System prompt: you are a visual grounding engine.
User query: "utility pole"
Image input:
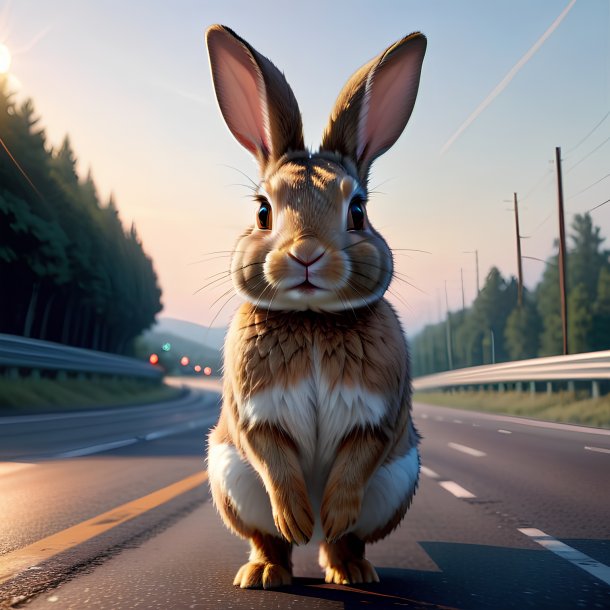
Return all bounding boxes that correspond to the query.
[460,268,465,310]
[463,249,481,297]
[514,192,524,307]
[555,146,569,355]
[444,280,454,370]
[475,249,480,295]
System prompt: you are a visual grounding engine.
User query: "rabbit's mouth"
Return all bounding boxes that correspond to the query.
[288,280,326,293]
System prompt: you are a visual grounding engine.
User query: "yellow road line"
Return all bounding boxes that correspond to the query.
[0,470,208,585]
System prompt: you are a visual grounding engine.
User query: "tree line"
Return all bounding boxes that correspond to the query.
[0,77,162,355]
[411,213,610,377]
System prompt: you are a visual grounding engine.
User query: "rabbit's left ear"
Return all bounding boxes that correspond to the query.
[321,33,426,182]
[206,25,304,172]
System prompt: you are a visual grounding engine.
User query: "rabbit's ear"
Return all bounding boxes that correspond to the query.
[206,25,304,171]
[321,33,426,181]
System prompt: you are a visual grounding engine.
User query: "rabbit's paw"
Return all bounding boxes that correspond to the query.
[323,558,379,585]
[319,535,378,585]
[233,561,292,589]
[273,497,314,545]
[321,488,362,542]
[271,487,314,545]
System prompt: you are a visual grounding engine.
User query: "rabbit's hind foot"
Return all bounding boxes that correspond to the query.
[319,533,379,585]
[234,532,293,589]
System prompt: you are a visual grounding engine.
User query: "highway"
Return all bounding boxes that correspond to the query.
[1,381,609,609]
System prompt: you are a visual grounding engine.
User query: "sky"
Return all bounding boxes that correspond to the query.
[0,0,608,336]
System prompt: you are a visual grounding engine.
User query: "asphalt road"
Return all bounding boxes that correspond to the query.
[1,382,609,609]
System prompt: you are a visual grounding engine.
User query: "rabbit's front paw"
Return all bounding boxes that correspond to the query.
[321,487,362,542]
[272,491,314,545]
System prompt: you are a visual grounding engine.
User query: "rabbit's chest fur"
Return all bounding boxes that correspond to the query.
[228,301,408,481]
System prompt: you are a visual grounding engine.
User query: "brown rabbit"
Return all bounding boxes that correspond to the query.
[205,24,426,589]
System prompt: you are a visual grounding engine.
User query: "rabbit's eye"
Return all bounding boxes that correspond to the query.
[347,196,365,231]
[256,199,272,230]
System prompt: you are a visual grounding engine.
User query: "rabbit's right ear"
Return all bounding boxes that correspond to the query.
[206,25,304,173]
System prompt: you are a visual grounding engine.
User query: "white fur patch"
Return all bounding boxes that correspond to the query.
[207,442,277,535]
[240,380,386,478]
[353,445,419,538]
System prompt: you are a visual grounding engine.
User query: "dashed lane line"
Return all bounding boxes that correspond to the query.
[584,445,610,455]
[421,464,610,588]
[448,442,486,457]
[0,470,208,586]
[58,438,138,458]
[519,528,610,587]
[419,465,440,479]
[420,465,476,498]
[438,480,476,499]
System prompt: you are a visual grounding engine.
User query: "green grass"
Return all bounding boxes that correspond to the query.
[414,390,610,429]
[0,376,183,414]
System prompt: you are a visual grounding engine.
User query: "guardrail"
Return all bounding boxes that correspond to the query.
[413,350,610,397]
[0,333,162,380]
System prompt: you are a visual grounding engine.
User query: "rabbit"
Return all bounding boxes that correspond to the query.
[205,24,427,589]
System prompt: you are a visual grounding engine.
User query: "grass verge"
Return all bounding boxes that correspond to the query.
[414,390,610,429]
[0,377,183,414]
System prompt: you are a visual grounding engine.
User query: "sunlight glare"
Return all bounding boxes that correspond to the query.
[0,43,11,74]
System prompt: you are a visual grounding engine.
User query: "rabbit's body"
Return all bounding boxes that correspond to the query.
[204,25,427,588]
[209,300,418,542]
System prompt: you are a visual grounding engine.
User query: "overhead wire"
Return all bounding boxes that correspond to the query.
[564,110,610,154]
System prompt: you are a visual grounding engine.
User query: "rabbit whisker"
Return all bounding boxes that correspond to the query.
[207,293,238,330]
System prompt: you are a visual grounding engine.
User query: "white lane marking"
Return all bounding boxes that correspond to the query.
[518,528,610,586]
[420,413,429,419]
[57,438,139,458]
[420,466,440,479]
[448,442,487,457]
[439,480,476,499]
[453,419,463,424]
[434,416,444,422]
[0,462,36,477]
[498,429,512,435]
[584,445,610,454]
[142,417,211,441]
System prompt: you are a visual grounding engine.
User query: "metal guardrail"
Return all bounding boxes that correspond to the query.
[413,350,610,393]
[0,333,162,380]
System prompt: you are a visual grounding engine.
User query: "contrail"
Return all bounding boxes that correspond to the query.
[440,0,578,155]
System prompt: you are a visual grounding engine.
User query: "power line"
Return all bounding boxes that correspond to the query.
[565,133,610,174]
[588,197,610,213]
[521,166,554,202]
[567,172,610,199]
[565,110,610,154]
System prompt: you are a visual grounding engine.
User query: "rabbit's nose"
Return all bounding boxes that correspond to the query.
[288,239,325,266]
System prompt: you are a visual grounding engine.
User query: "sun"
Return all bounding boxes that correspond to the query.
[0,43,12,74]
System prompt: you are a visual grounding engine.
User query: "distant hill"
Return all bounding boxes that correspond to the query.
[152,318,226,351]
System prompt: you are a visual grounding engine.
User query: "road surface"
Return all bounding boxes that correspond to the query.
[0,382,609,609]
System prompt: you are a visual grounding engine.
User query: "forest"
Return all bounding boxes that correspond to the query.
[411,212,610,377]
[0,77,162,355]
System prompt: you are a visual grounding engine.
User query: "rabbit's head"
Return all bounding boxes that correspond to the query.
[206,25,426,312]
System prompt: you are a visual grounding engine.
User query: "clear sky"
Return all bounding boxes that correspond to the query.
[1,0,608,335]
